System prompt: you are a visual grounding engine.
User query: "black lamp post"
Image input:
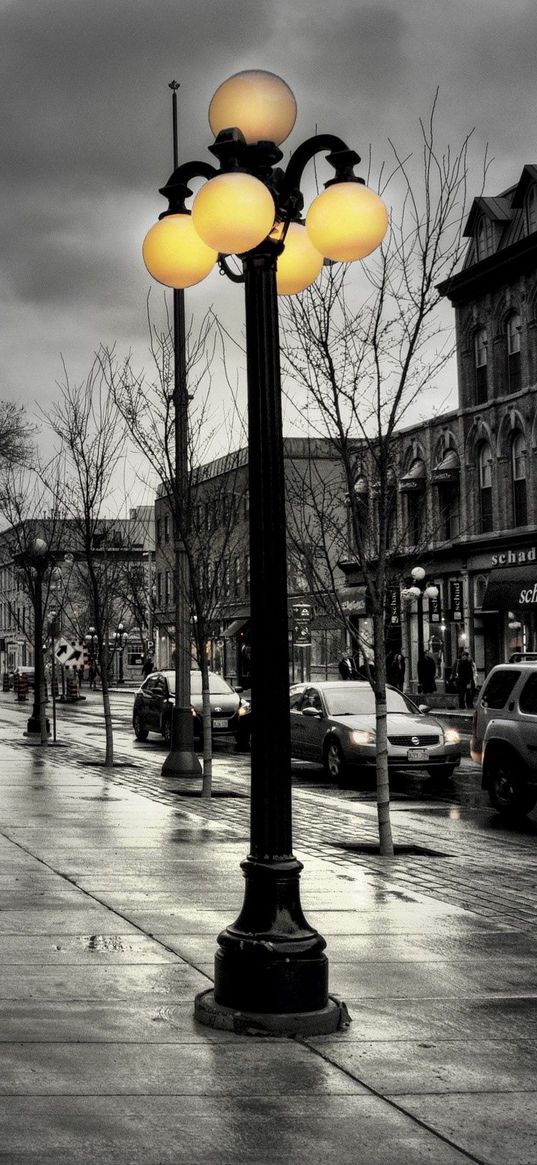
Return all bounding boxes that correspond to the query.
[23,538,54,739]
[402,566,439,680]
[113,623,128,684]
[142,69,388,1033]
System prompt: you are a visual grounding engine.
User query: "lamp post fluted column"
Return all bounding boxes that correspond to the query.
[205,242,331,1025]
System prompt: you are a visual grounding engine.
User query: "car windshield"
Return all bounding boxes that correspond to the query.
[163,671,233,697]
[323,685,417,717]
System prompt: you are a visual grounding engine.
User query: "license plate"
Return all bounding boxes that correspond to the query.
[213,719,228,729]
[407,748,429,761]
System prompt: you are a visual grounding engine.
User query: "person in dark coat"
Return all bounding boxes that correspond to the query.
[338,652,357,680]
[142,655,155,678]
[417,650,437,694]
[454,650,476,708]
[387,652,406,691]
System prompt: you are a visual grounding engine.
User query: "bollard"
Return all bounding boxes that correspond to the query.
[3,673,10,692]
[66,675,78,702]
[17,673,28,702]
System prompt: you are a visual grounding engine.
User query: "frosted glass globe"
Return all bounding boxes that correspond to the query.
[276,222,323,295]
[209,70,297,145]
[306,182,388,262]
[192,172,275,254]
[142,215,217,288]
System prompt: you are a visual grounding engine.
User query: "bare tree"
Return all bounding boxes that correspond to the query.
[41,358,131,767]
[281,103,485,855]
[102,306,246,797]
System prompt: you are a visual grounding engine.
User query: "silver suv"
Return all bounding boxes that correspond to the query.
[471,657,537,816]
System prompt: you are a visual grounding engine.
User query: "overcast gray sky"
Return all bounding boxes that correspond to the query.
[2,0,536,445]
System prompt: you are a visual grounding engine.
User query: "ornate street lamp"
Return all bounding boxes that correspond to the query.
[402,565,439,667]
[142,69,388,1034]
[22,538,54,739]
[113,623,129,684]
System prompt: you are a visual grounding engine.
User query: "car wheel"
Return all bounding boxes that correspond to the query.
[427,765,455,780]
[324,738,346,781]
[162,716,172,745]
[488,753,537,816]
[133,712,149,742]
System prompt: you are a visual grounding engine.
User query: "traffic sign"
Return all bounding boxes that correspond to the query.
[55,639,85,668]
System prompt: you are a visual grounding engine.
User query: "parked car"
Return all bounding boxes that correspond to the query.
[471,657,537,816]
[132,669,246,744]
[289,680,461,782]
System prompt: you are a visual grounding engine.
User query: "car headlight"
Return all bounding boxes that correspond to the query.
[350,729,376,745]
[444,728,460,744]
[238,702,250,717]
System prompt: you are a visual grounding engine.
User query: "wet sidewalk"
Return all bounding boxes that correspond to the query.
[0,736,536,1164]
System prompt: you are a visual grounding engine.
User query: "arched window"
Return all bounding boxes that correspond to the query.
[506,312,522,393]
[527,186,537,235]
[511,432,527,526]
[474,328,488,403]
[478,442,493,533]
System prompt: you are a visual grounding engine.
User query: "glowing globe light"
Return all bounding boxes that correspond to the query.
[411,566,426,581]
[275,222,324,295]
[306,182,388,262]
[209,70,297,146]
[142,214,218,288]
[192,172,275,255]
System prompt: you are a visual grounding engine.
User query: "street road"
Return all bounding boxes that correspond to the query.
[2,686,537,933]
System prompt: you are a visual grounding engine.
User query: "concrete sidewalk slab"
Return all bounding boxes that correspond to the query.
[0,738,536,1163]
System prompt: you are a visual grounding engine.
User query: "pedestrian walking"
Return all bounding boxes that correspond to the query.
[142,655,155,678]
[88,661,97,690]
[454,650,476,708]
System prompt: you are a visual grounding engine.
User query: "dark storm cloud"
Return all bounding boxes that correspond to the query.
[2,0,537,409]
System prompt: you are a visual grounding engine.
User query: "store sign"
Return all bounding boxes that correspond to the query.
[491,546,536,566]
[339,586,369,616]
[428,591,441,623]
[387,587,401,627]
[292,603,312,648]
[449,579,463,622]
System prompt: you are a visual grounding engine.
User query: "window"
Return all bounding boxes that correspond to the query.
[506,313,521,393]
[474,329,488,403]
[244,554,250,596]
[165,571,171,605]
[511,432,527,527]
[526,186,537,235]
[519,673,537,715]
[234,556,241,594]
[478,442,493,533]
[406,492,424,546]
[438,487,459,540]
[164,515,170,543]
[156,572,162,607]
[481,669,520,709]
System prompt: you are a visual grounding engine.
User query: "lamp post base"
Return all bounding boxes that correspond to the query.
[208,855,333,1022]
[161,706,202,777]
[194,988,350,1036]
[26,716,50,736]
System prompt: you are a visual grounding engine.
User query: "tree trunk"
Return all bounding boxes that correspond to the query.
[373,609,394,857]
[97,640,114,768]
[200,655,213,799]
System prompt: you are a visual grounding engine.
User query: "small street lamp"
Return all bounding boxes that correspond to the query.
[402,565,439,676]
[113,623,128,684]
[21,537,55,740]
[143,69,388,1033]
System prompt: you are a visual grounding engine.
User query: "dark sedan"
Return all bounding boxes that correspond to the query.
[133,669,246,744]
[289,680,461,781]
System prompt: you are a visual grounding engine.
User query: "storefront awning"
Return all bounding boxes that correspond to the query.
[399,460,426,492]
[222,617,250,638]
[482,564,537,611]
[431,449,460,485]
